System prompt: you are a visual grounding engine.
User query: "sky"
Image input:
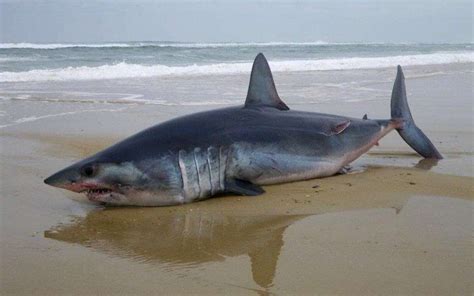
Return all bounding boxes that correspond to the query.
[0,0,472,43]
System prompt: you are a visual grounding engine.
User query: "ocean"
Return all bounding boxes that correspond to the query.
[0,42,472,128]
[0,42,472,81]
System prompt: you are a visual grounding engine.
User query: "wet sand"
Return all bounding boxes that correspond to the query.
[1,64,473,295]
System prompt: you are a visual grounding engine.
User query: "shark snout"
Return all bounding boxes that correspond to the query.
[44,174,57,186]
[44,167,82,191]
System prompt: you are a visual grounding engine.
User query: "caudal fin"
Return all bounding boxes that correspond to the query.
[391,66,443,159]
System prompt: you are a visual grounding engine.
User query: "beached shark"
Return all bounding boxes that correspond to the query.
[44,53,442,206]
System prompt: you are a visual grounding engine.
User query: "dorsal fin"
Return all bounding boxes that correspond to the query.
[244,53,289,111]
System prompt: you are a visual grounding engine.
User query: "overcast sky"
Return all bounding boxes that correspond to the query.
[0,0,472,43]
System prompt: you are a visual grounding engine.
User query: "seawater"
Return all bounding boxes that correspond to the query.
[0,42,472,129]
[0,42,472,82]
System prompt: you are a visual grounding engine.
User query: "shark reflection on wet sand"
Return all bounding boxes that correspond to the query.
[45,210,304,288]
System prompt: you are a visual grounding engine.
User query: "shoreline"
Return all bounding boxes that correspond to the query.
[1,63,473,294]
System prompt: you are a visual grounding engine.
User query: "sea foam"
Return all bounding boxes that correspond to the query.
[0,43,134,49]
[0,52,472,82]
[0,41,332,49]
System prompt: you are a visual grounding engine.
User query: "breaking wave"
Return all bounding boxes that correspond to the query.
[1,52,472,82]
[0,41,333,49]
[0,43,135,49]
[3,42,471,50]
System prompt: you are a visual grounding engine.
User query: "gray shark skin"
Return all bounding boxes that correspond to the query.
[44,53,442,206]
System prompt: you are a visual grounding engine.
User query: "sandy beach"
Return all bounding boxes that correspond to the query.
[1,63,473,295]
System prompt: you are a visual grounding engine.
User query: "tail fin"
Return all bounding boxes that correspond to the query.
[391,66,443,159]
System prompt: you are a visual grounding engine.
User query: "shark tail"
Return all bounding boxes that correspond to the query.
[391,66,443,159]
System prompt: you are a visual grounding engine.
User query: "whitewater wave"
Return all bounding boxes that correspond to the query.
[0,43,134,49]
[0,41,334,49]
[2,42,471,50]
[149,41,332,48]
[1,52,472,82]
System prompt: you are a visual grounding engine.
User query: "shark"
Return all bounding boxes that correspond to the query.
[44,53,442,206]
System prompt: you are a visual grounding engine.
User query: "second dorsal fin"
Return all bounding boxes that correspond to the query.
[244,53,289,111]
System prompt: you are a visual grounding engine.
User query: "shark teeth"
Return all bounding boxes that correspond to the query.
[87,188,113,195]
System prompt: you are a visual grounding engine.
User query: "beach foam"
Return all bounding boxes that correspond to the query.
[1,52,472,82]
[0,107,127,129]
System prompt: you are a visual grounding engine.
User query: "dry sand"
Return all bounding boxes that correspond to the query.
[1,64,473,295]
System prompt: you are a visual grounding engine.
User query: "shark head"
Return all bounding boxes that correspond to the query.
[44,155,184,206]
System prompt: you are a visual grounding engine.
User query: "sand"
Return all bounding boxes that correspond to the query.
[1,63,473,295]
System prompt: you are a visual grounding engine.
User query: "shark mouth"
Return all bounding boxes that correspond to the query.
[87,188,113,195]
[84,187,116,201]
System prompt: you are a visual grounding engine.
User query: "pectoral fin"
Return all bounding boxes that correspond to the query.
[226,179,265,196]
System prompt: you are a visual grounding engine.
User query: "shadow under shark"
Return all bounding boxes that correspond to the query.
[44,53,442,206]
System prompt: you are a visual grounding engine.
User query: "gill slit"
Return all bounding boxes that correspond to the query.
[219,146,228,192]
[193,149,202,198]
[178,151,188,199]
[206,149,214,194]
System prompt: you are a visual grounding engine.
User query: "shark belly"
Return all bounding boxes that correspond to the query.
[227,142,344,186]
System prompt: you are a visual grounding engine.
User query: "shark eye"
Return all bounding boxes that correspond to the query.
[81,164,97,177]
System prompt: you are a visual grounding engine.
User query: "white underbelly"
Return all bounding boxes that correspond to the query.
[247,156,344,185]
